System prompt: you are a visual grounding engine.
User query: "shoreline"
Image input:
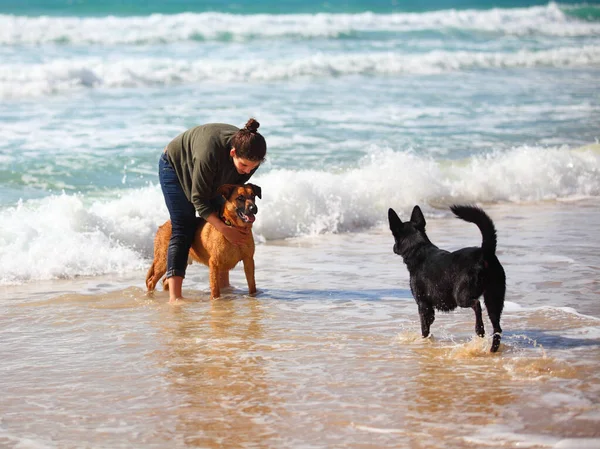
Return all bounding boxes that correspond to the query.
[2,199,600,316]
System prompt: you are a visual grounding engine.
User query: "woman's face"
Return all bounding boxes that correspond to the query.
[230,148,260,175]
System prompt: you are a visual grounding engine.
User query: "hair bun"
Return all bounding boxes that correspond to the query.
[244,118,260,133]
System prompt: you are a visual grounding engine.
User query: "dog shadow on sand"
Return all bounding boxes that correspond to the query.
[256,289,600,350]
[503,329,600,350]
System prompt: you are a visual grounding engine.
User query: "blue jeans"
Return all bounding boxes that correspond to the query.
[158,152,200,279]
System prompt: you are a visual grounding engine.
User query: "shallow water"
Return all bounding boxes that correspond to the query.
[2,201,599,448]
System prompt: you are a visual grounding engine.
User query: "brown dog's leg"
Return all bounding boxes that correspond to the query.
[146,259,167,292]
[146,258,167,292]
[243,257,257,295]
[145,263,158,291]
[208,260,221,299]
[146,223,170,292]
[218,271,230,289]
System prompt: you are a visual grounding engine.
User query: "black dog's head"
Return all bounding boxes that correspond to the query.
[387,206,431,257]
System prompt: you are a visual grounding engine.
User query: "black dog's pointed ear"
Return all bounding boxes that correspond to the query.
[410,205,426,229]
[247,183,262,199]
[388,208,403,231]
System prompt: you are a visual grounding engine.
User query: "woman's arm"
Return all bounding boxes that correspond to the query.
[205,212,249,246]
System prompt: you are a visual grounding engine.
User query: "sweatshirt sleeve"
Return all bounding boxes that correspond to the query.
[190,146,218,220]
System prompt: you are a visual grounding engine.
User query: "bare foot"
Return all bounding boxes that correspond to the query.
[169,297,192,305]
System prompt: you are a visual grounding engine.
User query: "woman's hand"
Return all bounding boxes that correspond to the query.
[206,212,249,246]
[219,224,250,246]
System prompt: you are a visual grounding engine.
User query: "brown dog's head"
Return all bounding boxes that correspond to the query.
[217,183,262,227]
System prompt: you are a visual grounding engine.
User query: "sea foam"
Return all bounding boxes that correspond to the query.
[1,45,599,99]
[0,144,597,283]
[0,4,598,45]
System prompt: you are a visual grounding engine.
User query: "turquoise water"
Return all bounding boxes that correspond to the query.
[1,0,597,16]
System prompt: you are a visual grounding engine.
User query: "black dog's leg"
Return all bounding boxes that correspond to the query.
[473,300,485,338]
[483,262,506,353]
[417,301,435,338]
[484,294,504,353]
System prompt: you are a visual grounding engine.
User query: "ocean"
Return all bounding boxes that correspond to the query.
[1,0,599,447]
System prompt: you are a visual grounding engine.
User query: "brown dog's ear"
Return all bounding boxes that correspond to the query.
[410,205,426,229]
[217,184,237,199]
[247,183,262,199]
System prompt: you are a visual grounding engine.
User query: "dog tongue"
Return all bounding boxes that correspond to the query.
[246,214,256,223]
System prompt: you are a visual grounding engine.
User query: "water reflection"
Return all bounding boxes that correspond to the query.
[401,343,517,446]
[155,299,281,448]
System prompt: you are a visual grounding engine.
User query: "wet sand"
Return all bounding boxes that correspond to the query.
[1,201,600,448]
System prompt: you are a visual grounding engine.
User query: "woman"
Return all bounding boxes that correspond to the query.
[158,118,267,302]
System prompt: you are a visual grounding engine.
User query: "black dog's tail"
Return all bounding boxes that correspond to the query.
[450,205,497,257]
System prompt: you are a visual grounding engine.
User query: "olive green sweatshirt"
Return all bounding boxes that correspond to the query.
[165,123,258,219]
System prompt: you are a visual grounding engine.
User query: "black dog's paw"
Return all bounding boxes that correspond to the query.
[476,324,485,338]
[490,332,501,353]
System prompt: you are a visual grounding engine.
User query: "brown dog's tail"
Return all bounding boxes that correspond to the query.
[450,205,498,258]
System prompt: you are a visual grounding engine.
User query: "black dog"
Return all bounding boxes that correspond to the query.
[388,205,506,352]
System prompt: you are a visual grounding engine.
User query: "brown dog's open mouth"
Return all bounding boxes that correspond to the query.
[237,210,256,223]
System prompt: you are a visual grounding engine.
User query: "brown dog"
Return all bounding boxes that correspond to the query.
[146,183,261,299]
